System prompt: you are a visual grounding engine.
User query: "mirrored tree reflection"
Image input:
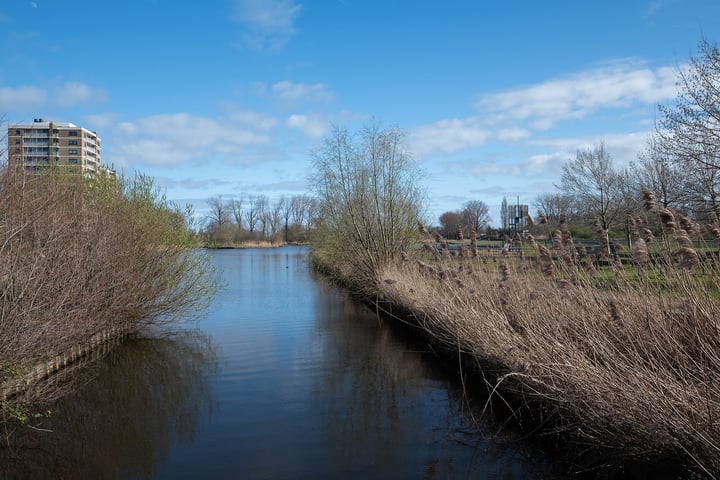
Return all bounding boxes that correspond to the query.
[0,329,217,480]
[304,278,559,479]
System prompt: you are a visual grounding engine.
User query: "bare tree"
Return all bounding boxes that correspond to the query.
[206,196,229,229]
[557,143,623,231]
[277,196,292,242]
[616,167,645,248]
[310,122,423,286]
[439,211,463,239]
[500,197,508,231]
[244,194,259,235]
[305,196,322,230]
[461,200,490,237]
[228,198,244,230]
[290,195,307,227]
[632,136,686,212]
[534,193,576,224]
[654,38,720,222]
[254,195,269,238]
[269,202,282,241]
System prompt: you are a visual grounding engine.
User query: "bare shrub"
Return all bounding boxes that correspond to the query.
[309,123,423,293]
[0,168,216,425]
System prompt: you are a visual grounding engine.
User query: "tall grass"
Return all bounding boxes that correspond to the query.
[377,201,720,476]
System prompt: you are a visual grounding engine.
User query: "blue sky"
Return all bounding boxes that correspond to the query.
[2,0,720,226]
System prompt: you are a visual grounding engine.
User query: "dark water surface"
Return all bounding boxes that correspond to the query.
[1,246,569,479]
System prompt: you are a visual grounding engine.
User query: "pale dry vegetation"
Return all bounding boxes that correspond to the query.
[378,198,720,476]
[0,167,216,424]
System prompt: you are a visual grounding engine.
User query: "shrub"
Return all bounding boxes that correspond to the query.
[309,123,424,293]
[0,167,216,420]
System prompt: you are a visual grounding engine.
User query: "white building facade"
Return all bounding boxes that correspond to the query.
[7,119,115,178]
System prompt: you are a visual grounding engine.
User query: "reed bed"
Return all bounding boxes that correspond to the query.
[377,204,720,476]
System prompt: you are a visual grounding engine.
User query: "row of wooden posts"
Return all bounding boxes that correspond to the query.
[0,323,132,402]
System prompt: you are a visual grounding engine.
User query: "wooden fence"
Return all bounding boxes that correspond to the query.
[0,322,133,402]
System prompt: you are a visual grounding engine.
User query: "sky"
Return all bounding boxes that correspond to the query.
[2,0,720,226]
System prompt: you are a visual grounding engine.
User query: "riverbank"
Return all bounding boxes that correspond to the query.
[0,171,216,432]
[203,240,310,249]
[312,237,720,478]
[372,251,720,477]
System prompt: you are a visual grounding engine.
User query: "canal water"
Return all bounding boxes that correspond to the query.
[0,246,568,479]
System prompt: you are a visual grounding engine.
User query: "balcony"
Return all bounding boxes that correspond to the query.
[23,148,50,155]
[22,139,49,146]
[24,157,51,165]
[22,131,50,139]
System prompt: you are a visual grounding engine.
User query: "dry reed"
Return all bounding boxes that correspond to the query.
[375,198,720,476]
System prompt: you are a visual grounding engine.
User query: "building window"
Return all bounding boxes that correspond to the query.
[68,149,78,154]
[69,158,78,164]
[68,140,78,145]
[14,129,20,135]
[68,131,78,136]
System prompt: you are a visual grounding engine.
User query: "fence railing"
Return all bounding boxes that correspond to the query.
[0,322,133,402]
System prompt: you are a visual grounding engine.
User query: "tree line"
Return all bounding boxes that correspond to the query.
[205,38,720,255]
[440,38,720,247]
[438,200,491,239]
[530,39,720,243]
[202,193,319,245]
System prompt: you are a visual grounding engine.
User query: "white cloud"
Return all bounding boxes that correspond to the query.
[530,131,650,167]
[83,112,118,131]
[110,112,277,167]
[645,0,666,17]
[476,62,678,130]
[232,0,302,51]
[54,82,107,107]
[495,128,531,141]
[409,118,491,157]
[151,176,234,190]
[270,81,333,103]
[0,85,47,112]
[286,113,328,138]
[0,82,107,116]
[224,107,278,130]
[435,131,651,184]
[408,61,678,158]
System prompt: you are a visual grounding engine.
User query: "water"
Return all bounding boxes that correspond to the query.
[0,246,565,479]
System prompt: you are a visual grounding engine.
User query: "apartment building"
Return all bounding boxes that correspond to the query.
[7,119,115,178]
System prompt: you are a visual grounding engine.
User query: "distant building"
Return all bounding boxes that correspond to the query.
[7,119,116,178]
[507,203,529,236]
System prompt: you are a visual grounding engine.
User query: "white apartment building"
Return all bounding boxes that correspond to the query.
[7,119,115,178]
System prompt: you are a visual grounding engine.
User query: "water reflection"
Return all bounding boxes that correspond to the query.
[0,330,217,480]
[307,280,556,479]
[0,247,570,479]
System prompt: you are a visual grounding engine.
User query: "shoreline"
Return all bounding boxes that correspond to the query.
[311,248,718,478]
